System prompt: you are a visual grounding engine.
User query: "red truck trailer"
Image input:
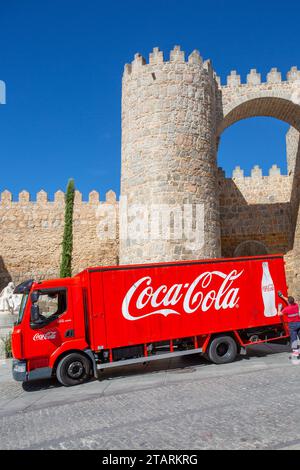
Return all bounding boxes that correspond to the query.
[11,254,289,386]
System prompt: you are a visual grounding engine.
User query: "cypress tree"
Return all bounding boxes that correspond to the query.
[60,178,75,278]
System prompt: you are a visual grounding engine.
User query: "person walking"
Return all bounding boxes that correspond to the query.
[278,292,300,357]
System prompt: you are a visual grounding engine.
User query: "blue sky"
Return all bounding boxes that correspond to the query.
[0,0,299,200]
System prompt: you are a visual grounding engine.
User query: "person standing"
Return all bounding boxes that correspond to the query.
[278,292,300,356]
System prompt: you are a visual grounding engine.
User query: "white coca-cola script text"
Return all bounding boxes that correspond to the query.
[33,331,57,341]
[122,270,243,321]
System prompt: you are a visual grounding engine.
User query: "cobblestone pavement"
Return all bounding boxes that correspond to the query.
[1,344,300,450]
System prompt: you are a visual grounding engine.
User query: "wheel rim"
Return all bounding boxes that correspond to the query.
[216,342,230,358]
[67,361,84,379]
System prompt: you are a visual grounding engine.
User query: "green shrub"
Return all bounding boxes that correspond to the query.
[4,333,12,358]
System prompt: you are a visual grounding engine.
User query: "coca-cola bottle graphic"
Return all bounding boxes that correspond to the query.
[261,262,277,317]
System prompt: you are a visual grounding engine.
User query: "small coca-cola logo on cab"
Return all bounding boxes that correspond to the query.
[33,331,57,341]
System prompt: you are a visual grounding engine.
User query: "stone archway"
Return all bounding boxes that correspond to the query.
[218,96,300,136]
[234,240,269,257]
[217,67,300,136]
[217,69,300,294]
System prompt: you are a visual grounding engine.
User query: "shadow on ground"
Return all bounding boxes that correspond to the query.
[21,343,291,392]
[22,377,62,392]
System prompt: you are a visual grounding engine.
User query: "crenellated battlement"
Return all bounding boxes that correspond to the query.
[123,45,214,78]
[0,187,120,288]
[124,47,300,92]
[222,66,300,88]
[219,65,300,135]
[217,163,292,207]
[218,164,287,180]
[218,159,293,267]
[231,163,283,179]
[0,189,117,205]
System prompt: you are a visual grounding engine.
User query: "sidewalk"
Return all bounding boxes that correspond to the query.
[0,358,12,378]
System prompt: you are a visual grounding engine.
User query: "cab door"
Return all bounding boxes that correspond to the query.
[23,287,74,369]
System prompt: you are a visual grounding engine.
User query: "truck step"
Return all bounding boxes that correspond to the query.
[97,347,203,370]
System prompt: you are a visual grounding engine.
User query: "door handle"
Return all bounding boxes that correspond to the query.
[64,329,74,338]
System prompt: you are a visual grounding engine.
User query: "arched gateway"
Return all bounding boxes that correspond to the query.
[218,67,300,135]
[216,66,300,296]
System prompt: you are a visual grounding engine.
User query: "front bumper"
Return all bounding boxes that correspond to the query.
[12,359,27,381]
[12,359,52,382]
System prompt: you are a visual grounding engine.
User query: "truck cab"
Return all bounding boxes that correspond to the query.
[11,276,91,385]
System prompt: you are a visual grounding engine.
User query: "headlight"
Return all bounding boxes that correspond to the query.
[13,363,26,373]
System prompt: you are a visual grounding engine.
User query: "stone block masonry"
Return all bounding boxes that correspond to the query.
[0,190,119,289]
[219,167,292,259]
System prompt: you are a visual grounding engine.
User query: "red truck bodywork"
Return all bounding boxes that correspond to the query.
[12,255,290,385]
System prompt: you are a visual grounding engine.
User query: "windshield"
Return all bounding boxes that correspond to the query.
[17,294,28,325]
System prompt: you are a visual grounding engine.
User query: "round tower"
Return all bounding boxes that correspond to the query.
[120,46,221,264]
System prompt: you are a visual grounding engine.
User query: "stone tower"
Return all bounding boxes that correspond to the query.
[120,46,221,264]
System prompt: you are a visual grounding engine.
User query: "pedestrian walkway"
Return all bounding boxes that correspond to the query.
[0,343,299,450]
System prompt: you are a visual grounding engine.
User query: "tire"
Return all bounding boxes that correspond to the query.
[56,353,91,386]
[207,335,238,364]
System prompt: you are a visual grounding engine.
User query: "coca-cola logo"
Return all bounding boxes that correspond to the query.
[122,269,244,321]
[262,284,274,293]
[33,331,57,341]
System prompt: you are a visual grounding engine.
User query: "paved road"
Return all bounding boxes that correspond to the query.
[1,344,300,450]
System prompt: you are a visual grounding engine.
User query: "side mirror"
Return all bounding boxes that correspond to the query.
[30,304,40,323]
[31,291,40,303]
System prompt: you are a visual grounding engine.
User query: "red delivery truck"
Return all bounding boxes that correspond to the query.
[11,254,290,386]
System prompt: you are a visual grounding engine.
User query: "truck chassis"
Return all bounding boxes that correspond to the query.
[94,323,289,372]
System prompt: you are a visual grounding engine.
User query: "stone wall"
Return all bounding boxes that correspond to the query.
[219,165,292,258]
[72,189,119,274]
[0,189,119,289]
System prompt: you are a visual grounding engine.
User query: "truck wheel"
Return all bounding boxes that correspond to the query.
[207,336,237,364]
[56,353,91,386]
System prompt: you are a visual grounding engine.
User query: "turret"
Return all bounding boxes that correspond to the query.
[120,46,221,263]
